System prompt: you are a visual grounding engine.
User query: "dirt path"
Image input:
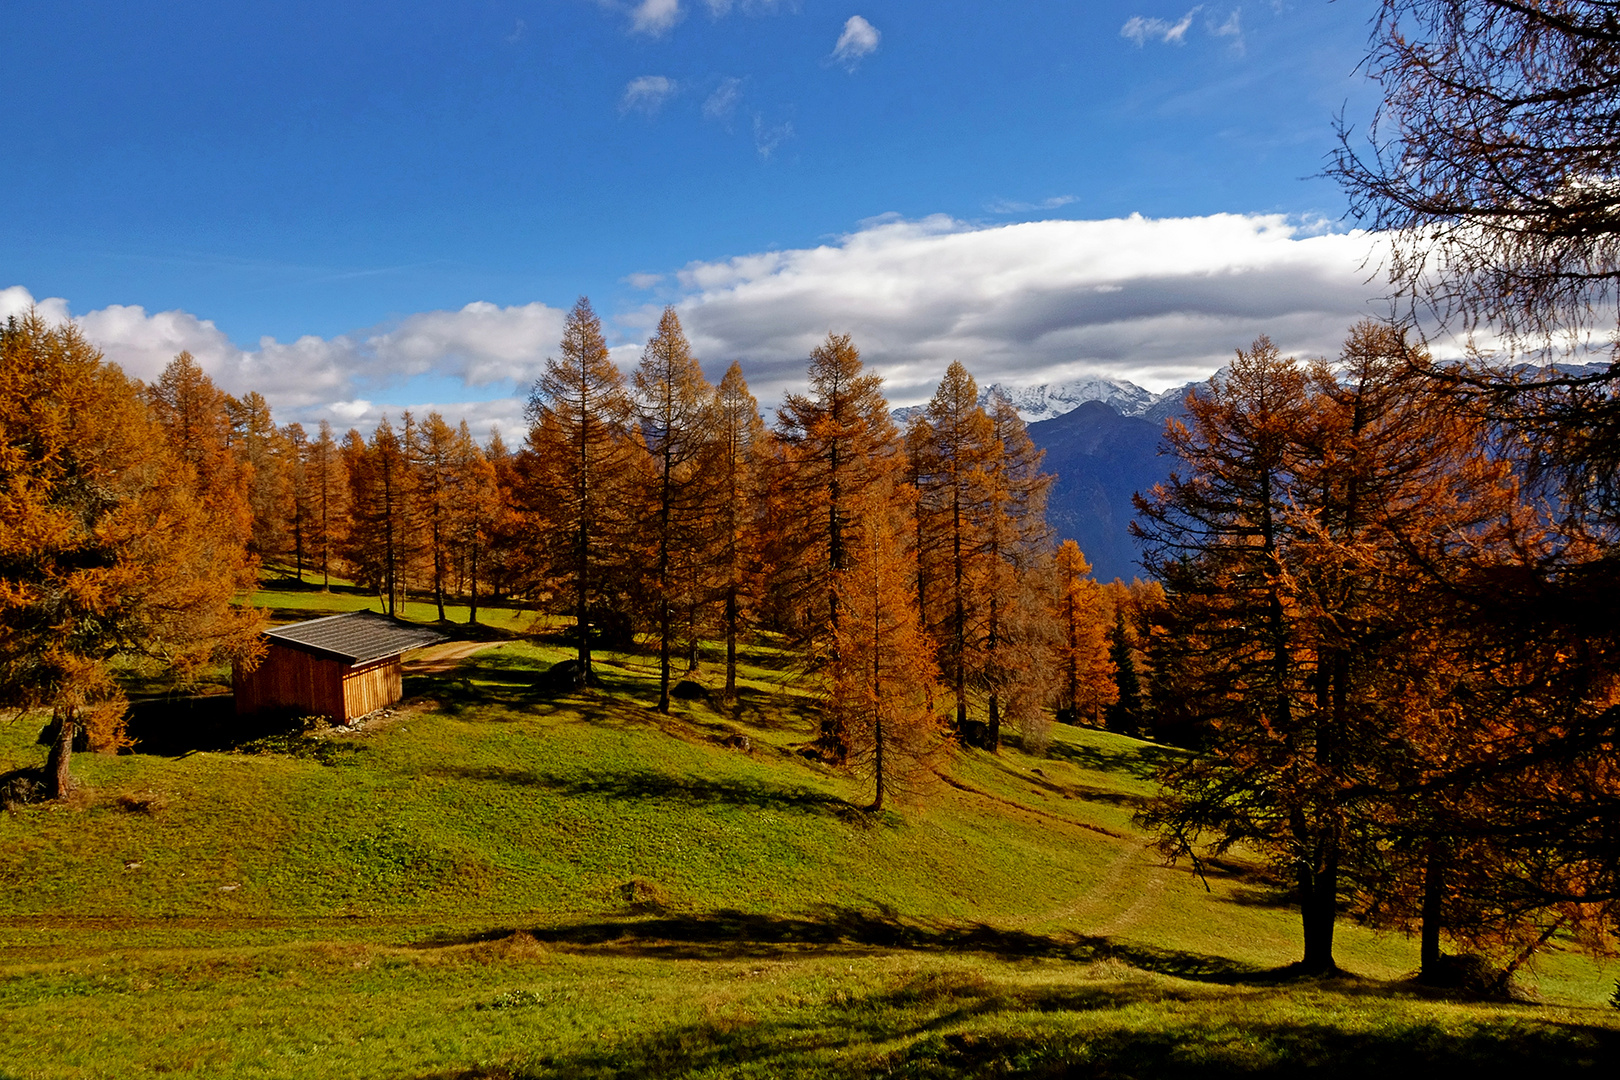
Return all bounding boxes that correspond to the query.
[404,641,499,675]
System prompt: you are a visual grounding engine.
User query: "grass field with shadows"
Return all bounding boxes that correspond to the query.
[0,584,1615,1077]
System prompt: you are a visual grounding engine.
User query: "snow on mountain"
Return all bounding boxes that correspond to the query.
[892,376,1169,424]
[981,378,1158,422]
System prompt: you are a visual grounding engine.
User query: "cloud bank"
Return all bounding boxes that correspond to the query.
[667,213,1391,408]
[0,285,565,438]
[5,212,1398,437]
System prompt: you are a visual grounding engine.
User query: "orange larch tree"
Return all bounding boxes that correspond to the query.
[450,421,501,625]
[711,361,770,701]
[774,333,902,759]
[282,422,311,582]
[0,314,263,799]
[1051,539,1114,727]
[410,411,460,622]
[227,390,293,566]
[480,428,533,606]
[340,417,415,615]
[828,482,947,811]
[1133,337,1334,968]
[145,351,253,564]
[974,394,1056,751]
[909,361,995,736]
[525,297,637,684]
[632,308,716,712]
[304,420,346,591]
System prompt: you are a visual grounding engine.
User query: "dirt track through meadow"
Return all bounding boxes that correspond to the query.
[403,642,499,675]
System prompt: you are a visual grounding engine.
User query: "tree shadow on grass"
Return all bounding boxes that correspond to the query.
[721,685,820,734]
[423,960,1620,1079]
[421,764,866,822]
[979,753,1153,811]
[1217,883,1302,911]
[271,605,365,624]
[414,907,1261,982]
[1043,737,1185,781]
[402,673,549,716]
[886,1018,1620,1079]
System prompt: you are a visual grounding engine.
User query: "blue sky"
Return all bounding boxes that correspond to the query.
[3,1,1393,431]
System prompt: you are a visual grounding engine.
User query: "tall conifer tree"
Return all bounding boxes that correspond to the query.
[341,418,413,615]
[712,362,769,701]
[411,412,460,622]
[282,422,310,582]
[526,297,635,685]
[227,391,292,565]
[145,351,252,561]
[306,420,346,591]
[911,362,995,735]
[828,484,946,811]
[632,308,715,712]
[775,333,901,759]
[450,421,501,625]
[976,394,1055,751]
[1135,338,1332,968]
[1052,539,1114,727]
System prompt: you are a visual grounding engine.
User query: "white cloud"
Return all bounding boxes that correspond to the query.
[318,396,530,444]
[625,272,665,289]
[600,0,787,36]
[621,75,678,115]
[986,195,1078,215]
[1,284,72,327]
[703,77,742,123]
[5,285,567,440]
[1122,8,1201,47]
[1210,7,1244,52]
[630,0,683,36]
[703,0,791,13]
[832,15,881,69]
[752,114,794,158]
[6,212,1436,440]
[660,213,1399,408]
[365,301,568,386]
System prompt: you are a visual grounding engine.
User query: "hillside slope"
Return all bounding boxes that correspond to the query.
[1,610,1616,1078]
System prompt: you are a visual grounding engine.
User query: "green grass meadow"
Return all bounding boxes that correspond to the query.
[1,582,1617,1077]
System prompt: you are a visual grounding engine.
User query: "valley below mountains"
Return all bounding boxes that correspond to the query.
[899,375,1196,582]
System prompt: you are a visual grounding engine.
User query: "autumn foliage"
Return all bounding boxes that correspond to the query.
[1135,324,1620,979]
[0,315,264,797]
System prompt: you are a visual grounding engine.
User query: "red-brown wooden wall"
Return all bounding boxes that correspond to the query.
[234,645,404,723]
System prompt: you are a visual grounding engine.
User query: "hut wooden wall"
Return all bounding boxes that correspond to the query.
[234,646,346,718]
[342,658,402,720]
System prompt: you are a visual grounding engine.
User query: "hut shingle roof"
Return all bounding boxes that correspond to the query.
[266,610,448,665]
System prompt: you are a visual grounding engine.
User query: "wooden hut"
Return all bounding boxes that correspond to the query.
[233,610,448,723]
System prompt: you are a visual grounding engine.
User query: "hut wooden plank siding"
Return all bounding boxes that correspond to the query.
[233,611,447,723]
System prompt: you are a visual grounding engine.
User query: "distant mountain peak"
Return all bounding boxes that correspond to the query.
[980,378,1157,422]
[893,375,1165,424]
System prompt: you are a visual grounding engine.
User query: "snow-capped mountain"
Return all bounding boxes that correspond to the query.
[892,375,1174,424]
[980,378,1159,422]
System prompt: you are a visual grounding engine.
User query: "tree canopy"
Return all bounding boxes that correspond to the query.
[0,313,263,796]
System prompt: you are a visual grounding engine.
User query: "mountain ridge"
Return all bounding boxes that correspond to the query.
[892,375,1194,425]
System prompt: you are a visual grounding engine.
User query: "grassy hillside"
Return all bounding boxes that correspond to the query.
[1,587,1617,1078]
